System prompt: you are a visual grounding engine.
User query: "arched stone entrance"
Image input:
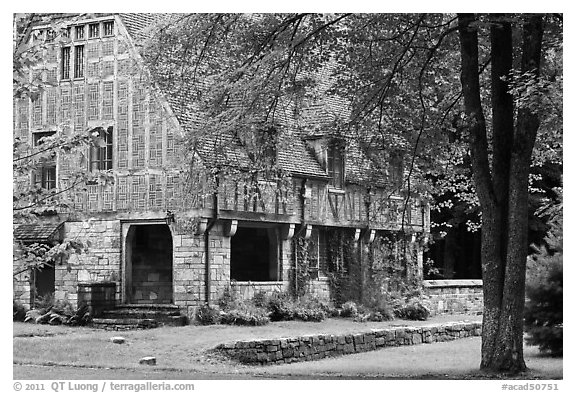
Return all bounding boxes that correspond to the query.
[124,223,173,304]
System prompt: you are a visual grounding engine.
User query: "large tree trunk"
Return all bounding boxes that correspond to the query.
[457,13,543,373]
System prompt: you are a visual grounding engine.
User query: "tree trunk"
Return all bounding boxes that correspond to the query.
[457,13,543,373]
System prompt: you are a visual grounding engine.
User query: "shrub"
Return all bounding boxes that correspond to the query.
[394,301,430,321]
[293,307,326,322]
[524,257,563,356]
[196,304,222,325]
[252,290,269,308]
[13,300,26,322]
[33,293,55,313]
[67,303,91,326]
[340,301,358,318]
[363,293,395,321]
[267,292,295,321]
[217,286,241,311]
[221,307,270,326]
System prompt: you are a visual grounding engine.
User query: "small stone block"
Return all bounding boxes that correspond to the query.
[139,356,156,365]
[110,336,125,344]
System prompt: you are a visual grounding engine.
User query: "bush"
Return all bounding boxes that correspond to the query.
[267,292,295,321]
[524,258,563,356]
[196,304,222,325]
[220,307,270,326]
[217,286,242,311]
[293,307,326,322]
[340,301,358,318]
[33,293,55,313]
[252,290,269,308]
[393,301,430,321]
[13,300,26,322]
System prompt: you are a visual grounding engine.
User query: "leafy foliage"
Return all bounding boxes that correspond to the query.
[393,300,431,321]
[195,303,222,325]
[220,307,271,326]
[524,190,562,356]
[22,295,91,326]
[13,300,27,322]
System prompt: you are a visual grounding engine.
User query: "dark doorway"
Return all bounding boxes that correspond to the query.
[31,262,55,304]
[231,227,278,281]
[127,224,173,304]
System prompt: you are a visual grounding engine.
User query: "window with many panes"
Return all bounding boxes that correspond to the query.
[90,127,113,170]
[88,23,99,39]
[103,21,114,36]
[61,47,71,79]
[307,228,328,278]
[75,25,84,40]
[33,132,57,190]
[389,151,404,189]
[74,45,84,78]
[327,142,344,189]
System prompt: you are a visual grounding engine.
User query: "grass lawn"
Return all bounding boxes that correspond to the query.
[13,314,561,379]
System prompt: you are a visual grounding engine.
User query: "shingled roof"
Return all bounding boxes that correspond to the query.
[117,13,332,180]
[14,222,64,243]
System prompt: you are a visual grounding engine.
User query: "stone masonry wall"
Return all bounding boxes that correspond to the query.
[172,222,232,319]
[423,280,483,315]
[13,271,32,308]
[217,321,482,365]
[56,220,122,306]
[305,277,331,301]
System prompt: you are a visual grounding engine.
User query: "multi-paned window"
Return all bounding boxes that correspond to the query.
[75,25,85,40]
[88,23,100,39]
[327,142,344,189]
[74,45,84,78]
[32,132,57,190]
[103,21,114,36]
[61,47,71,79]
[307,228,328,278]
[389,151,404,189]
[90,127,113,171]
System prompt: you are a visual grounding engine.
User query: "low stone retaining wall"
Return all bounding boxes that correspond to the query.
[216,321,482,365]
[423,280,483,315]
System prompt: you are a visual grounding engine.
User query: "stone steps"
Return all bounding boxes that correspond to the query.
[91,304,187,330]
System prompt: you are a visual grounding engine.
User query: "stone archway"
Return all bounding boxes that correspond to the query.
[125,224,173,304]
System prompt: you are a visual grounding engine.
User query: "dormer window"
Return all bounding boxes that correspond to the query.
[327,142,344,189]
[103,21,114,37]
[389,151,404,189]
[75,25,85,40]
[88,23,99,39]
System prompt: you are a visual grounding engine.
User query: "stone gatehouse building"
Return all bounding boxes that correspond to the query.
[13,14,479,321]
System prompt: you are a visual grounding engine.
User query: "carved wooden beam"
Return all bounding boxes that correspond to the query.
[194,218,209,236]
[281,223,296,240]
[303,224,313,240]
[224,219,238,237]
[363,228,376,244]
[353,228,362,243]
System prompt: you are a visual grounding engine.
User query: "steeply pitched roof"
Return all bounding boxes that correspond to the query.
[117,13,331,180]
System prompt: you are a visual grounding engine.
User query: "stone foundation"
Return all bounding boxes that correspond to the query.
[77,282,116,316]
[230,281,288,299]
[216,321,482,365]
[423,280,483,315]
[57,220,122,306]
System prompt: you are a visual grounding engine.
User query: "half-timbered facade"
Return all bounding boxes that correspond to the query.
[13,14,430,320]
